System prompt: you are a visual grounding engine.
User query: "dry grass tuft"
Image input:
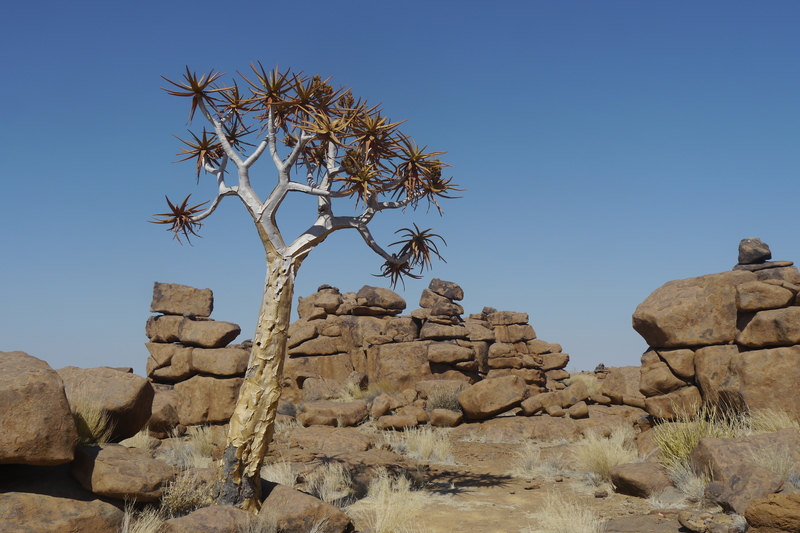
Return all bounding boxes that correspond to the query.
[386,427,454,464]
[120,428,158,452]
[748,408,800,434]
[748,444,798,482]
[426,385,463,413]
[523,493,605,533]
[347,468,427,533]
[70,394,116,445]
[306,461,353,507]
[573,426,639,485]
[261,459,298,488]
[157,426,215,470]
[667,464,710,506]
[236,514,279,533]
[120,502,164,533]
[160,469,212,518]
[510,441,567,479]
[563,373,603,397]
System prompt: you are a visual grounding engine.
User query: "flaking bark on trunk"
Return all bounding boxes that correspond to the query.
[215,246,297,511]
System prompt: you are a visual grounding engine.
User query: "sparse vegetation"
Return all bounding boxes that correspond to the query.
[160,469,212,518]
[156,426,215,470]
[385,426,454,464]
[340,379,399,403]
[425,385,463,413]
[573,426,639,485]
[236,514,279,533]
[120,502,164,533]
[510,441,567,479]
[523,493,605,533]
[347,468,427,533]
[69,393,116,445]
[748,408,800,434]
[120,428,158,452]
[667,464,710,506]
[748,444,798,482]
[305,461,353,507]
[563,373,602,397]
[261,459,298,487]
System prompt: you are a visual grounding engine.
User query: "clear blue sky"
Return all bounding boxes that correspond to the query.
[2,1,798,377]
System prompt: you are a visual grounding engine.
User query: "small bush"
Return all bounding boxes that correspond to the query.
[748,408,800,434]
[306,461,353,507]
[156,427,214,470]
[523,493,605,533]
[668,464,710,506]
[426,385,463,413]
[573,426,639,484]
[236,515,278,533]
[511,441,567,479]
[120,502,163,533]
[749,444,798,482]
[160,469,211,518]
[70,394,116,445]
[386,427,454,464]
[261,459,298,488]
[346,468,426,533]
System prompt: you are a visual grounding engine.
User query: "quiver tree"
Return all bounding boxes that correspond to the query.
[154,65,461,511]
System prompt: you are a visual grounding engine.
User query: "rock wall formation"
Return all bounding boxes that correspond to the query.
[632,238,800,419]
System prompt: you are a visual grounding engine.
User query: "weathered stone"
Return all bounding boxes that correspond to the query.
[494,324,536,343]
[519,395,543,416]
[376,414,419,430]
[355,285,406,311]
[71,444,174,502]
[731,346,800,413]
[0,492,124,533]
[465,319,495,342]
[488,342,516,359]
[632,270,757,347]
[178,318,240,348]
[145,342,190,372]
[174,376,243,426]
[541,352,569,371]
[486,311,529,326]
[429,409,463,427]
[148,385,179,436]
[396,405,429,424]
[545,369,570,381]
[384,317,419,342]
[737,281,794,311]
[655,348,695,380]
[367,342,433,390]
[458,375,527,420]
[428,278,464,301]
[526,339,553,354]
[521,354,544,368]
[308,289,344,314]
[560,381,590,407]
[260,481,353,533]
[745,493,800,533]
[191,347,249,376]
[0,352,78,465]
[301,378,343,401]
[59,366,155,441]
[609,462,673,498]
[644,386,701,420]
[487,356,522,369]
[419,322,468,340]
[287,322,318,349]
[427,343,474,364]
[298,400,368,428]
[160,505,253,533]
[603,515,684,533]
[738,308,800,348]
[288,335,343,356]
[756,266,800,285]
[430,300,464,317]
[739,237,772,264]
[151,348,195,382]
[705,462,784,514]
[145,314,184,342]
[639,362,688,397]
[285,353,356,385]
[736,261,796,272]
[288,426,372,454]
[693,344,740,408]
[567,401,589,418]
[150,282,213,317]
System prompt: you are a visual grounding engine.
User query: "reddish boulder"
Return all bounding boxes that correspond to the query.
[260,481,353,533]
[458,375,527,420]
[0,492,123,533]
[150,282,213,317]
[174,375,243,426]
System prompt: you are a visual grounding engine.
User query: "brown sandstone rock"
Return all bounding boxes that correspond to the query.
[145,314,184,342]
[430,408,463,427]
[150,282,213,317]
[745,493,800,533]
[148,385,180,437]
[177,318,240,348]
[160,505,254,533]
[465,319,496,342]
[366,342,433,390]
[739,238,772,264]
[376,414,419,430]
[298,400,368,428]
[59,365,154,441]
[639,362,688,397]
[609,462,673,498]
[705,462,784,514]
[414,379,468,400]
[729,346,800,413]
[0,352,78,465]
[301,377,344,401]
[632,270,756,347]
[145,342,190,372]
[429,278,464,301]
[419,322,468,340]
[71,444,174,502]
[174,375,242,426]
[738,308,800,347]
[285,353,356,385]
[0,492,124,533]
[756,266,800,285]
[355,285,406,313]
[427,342,474,364]
[599,366,644,404]
[737,281,794,311]
[384,317,419,342]
[494,324,536,343]
[541,352,569,371]
[486,311,529,326]
[288,426,371,454]
[567,401,589,418]
[644,385,701,420]
[260,481,353,533]
[151,348,195,382]
[396,405,429,424]
[655,348,695,380]
[458,375,527,420]
[191,347,249,376]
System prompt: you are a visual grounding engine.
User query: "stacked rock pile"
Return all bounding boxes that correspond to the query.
[144,282,247,434]
[284,279,572,396]
[632,238,800,419]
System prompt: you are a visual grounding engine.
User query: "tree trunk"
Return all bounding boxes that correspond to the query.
[215,248,296,512]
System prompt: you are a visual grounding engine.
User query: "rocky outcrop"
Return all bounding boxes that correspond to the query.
[0,351,79,465]
[632,238,800,419]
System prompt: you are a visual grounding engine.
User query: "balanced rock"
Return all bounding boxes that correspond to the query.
[150,282,213,317]
[738,237,772,265]
[0,351,78,465]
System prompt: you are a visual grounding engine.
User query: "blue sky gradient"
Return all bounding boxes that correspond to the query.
[2,1,798,376]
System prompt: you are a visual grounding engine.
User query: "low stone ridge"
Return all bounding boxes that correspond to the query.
[632,238,800,421]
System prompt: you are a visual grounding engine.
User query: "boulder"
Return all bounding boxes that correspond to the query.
[428,278,464,301]
[145,314,184,342]
[429,409,463,427]
[145,342,191,372]
[731,346,800,413]
[486,311,528,326]
[376,414,419,430]
[150,348,195,382]
[632,270,756,347]
[150,282,213,317]
[148,385,180,437]
[71,444,175,502]
[655,348,695,381]
[609,462,673,498]
[465,320,496,342]
[174,376,243,426]
[366,342,433,390]
[419,322,468,340]
[285,353,357,385]
[260,481,353,533]
[355,285,406,314]
[567,401,589,419]
[738,308,800,348]
[644,386,701,420]
[287,426,371,454]
[0,351,78,465]
[0,492,123,533]
[191,347,249,376]
[178,318,240,348]
[739,237,772,264]
[494,324,536,343]
[736,281,794,311]
[384,317,419,342]
[639,362,688,397]
[540,352,569,371]
[297,400,368,428]
[427,343,474,364]
[599,366,644,404]
[159,505,253,533]
[745,493,800,533]
[704,462,784,514]
[457,375,527,420]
